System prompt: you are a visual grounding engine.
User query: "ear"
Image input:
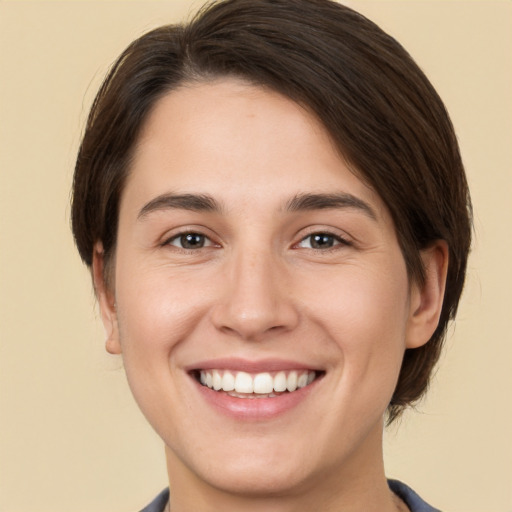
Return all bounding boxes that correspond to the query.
[92,242,121,355]
[406,240,449,349]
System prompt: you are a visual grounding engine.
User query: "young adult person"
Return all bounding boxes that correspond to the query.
[71,1,472,510]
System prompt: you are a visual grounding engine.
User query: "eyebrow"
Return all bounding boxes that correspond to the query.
[137,191,377,221]
[285,192,377,220]
[138,193,222,219]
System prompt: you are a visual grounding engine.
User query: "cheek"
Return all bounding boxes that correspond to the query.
[112,266,218,431]
[303,260,410,394]
[114,264,216,362]
[306,258,409,337]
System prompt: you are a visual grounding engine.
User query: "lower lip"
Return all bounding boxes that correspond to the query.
[192,376,320,420]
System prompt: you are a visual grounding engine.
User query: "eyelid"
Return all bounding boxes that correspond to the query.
[160,226,221,249]
[293,227,353,250]
[167,233,215,248]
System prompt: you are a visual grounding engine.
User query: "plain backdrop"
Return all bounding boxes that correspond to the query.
[0,1,511,511]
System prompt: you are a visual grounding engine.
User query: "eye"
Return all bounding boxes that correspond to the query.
[297,232,349,250]
[166,232,214,250]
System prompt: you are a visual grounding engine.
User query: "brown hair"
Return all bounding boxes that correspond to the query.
[71,0,472,423]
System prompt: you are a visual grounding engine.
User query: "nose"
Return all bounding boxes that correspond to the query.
[211,249,299,341]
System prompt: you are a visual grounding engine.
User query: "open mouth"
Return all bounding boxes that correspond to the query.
[192,369,323,398]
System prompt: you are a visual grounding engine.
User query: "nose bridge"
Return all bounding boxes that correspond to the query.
[212,242,298,340]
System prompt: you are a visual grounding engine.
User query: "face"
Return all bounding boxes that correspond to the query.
[95,79,444,499]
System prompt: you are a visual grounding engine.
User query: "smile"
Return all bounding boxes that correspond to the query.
[197,369,318,398]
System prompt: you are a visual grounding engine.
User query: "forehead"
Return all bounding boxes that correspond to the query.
[123,78,388,220]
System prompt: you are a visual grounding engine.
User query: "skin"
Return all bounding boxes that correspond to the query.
[93,79,447,512]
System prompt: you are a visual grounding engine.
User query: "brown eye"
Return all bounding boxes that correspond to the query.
[168,233,210,249]
[310,234,335,249]
[298,233,348,250]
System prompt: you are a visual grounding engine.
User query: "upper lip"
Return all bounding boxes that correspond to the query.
[186,357,322,373]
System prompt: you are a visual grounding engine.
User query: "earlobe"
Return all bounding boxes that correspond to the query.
[92,243,122,355]
[406,241,449,349]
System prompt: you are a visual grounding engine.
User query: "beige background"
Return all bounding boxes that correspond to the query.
[0,1,511,511]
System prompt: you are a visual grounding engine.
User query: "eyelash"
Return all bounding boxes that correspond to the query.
[163,231,217,250]
[295,232,351,251]
[163,230,351,252]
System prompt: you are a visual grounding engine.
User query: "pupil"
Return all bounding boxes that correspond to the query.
[181,233,204,249]
[312,234,333,249]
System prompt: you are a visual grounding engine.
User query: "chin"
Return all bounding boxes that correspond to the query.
[199,459,313,498]
[167,433,323,498]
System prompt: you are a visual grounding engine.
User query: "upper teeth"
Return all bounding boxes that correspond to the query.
[199,370,316,394]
